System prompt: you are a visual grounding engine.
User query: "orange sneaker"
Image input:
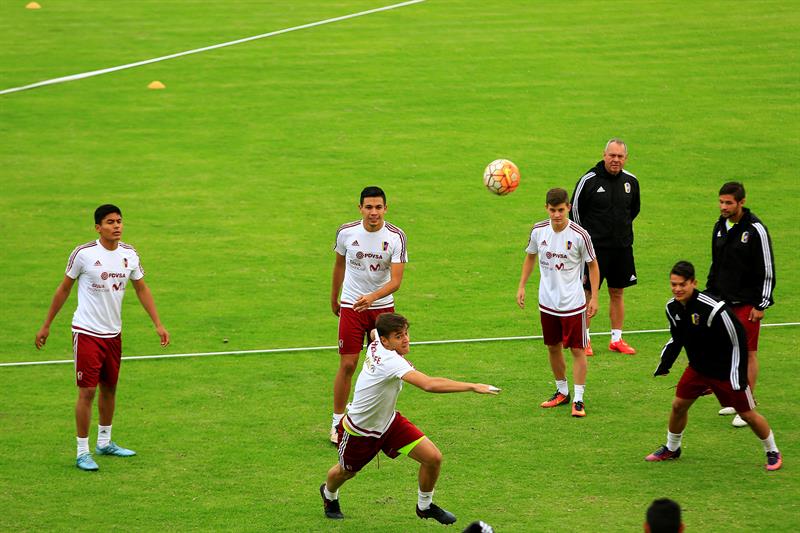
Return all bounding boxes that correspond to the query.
[571,401,586,417]
[540,391,570,408]
[585,341,593,356]
[609,339,637,354]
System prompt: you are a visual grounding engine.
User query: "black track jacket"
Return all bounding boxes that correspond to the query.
[706,207,775,311]
[654,290,748,390]
[570,161,640,249]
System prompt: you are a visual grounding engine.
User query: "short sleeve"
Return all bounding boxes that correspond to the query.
[525,227,538,255]
[334,227,347,256]
[130,254,145,281]
[385,355,414,380]
[390,229,408,263]
[65,248,84,279]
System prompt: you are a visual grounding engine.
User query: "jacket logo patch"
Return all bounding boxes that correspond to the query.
[624,182,631,193]
[674,314,681,321]
[597,186,606,193]
[741,231,749,243]
[691,313,700,325]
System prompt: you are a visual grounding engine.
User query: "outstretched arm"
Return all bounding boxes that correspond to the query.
[35,275,75,349]
[131,278,170,346]
[402,370,499,394]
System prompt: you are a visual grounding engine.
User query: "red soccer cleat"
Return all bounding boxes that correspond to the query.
[609,339,637,354]
[540,391,570,408]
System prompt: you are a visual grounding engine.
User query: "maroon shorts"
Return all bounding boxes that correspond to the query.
[676,365,756,413]
[540,310,587,349]
[337,412,424,473]
[73,332,122,388]
[338,306,394,355]
[731,304,760,351]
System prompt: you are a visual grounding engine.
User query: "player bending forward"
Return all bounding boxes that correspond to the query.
[646,261,782,471]
[320,313,499,524]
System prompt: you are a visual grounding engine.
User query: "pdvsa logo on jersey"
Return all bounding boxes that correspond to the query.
[101,272,127,280]
[624,182,631,193]
[691,313,701,325]
[546,251,568,259]
[741,231,749,243]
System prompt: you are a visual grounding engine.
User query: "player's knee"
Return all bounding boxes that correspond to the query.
[670,398,689,414]
[78,387,97,401]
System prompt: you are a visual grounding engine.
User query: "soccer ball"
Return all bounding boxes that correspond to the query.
[483,159,520,195]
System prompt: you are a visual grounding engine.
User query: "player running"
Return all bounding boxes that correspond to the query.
[646,261,782,471]
[320,313,499,524]
[517,188,599,417]
[35,204,169,471]
[329,186,408,445]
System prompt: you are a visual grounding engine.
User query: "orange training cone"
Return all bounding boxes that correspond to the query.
[147,81,166,90]
[26,2,42,9]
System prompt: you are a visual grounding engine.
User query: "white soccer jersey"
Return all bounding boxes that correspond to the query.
[525,220,596,316]
[334,220,408,309]
[344,333,415,437]
[65,240,144,337]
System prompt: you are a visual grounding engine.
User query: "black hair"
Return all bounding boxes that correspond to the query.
[376,312,409,339]
[719,181,746,202]
[670,261,695,281]
[360,186,386,205]
[94,204,122,225]
[646,498,682,533]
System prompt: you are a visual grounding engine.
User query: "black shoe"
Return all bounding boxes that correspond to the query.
[319,484,344,519]
[416,503,457,524]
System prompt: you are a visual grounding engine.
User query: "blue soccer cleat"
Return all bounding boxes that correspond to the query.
[76,453,99,471]
[96,441,136,457]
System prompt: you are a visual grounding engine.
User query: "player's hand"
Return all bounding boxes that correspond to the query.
[586,297,599,318]
[156,325,170,347]
[749,308,764,322]
[331,300,341,317]
[653,363,670,377]
[353,294,376,312]
[516,288,525,309]
[474,384,501,395]
[34,326,49,349]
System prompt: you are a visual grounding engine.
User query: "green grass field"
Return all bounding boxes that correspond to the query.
[1,1,798,531]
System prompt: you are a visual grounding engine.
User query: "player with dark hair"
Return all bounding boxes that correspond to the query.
[517,187,599,417]
[320,313,499,524]
[35,204,169,471]
[707,181,776,427]
[645,498,683,533]
[571,138,641,355]
[329,186,408,445]
[645,261,782,471]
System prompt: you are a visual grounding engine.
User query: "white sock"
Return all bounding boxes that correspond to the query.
[76,437,90,458]
[761,430,779,453]
[97,425,112,448]
[556,379,569,396]
[574,385,585,403]
[586,329,591,340]
[323,484,339,501]
[418,489,433,511]
[332,413,344,430]
[666,431,683,451]
[611,329,622,342]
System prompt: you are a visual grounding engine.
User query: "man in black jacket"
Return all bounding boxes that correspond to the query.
[707,182,776,427]
[645,261,782,471]
[571,138,640,355]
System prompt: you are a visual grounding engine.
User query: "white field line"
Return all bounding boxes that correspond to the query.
[2,322,798,368]
[0,0,427,96]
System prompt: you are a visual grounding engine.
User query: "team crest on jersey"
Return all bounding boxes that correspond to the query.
[123,258,128,268]
[351,240,360,247]
[691,313,700,325]
[741,231,749,243]
[624,182,631,193]
[566,240,572,250]
[382,241,389,251]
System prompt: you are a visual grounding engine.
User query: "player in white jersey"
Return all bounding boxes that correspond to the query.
[517,188,599,417]
[35,204,169,471]
[320,313,499,524]
[329,186,408,444]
